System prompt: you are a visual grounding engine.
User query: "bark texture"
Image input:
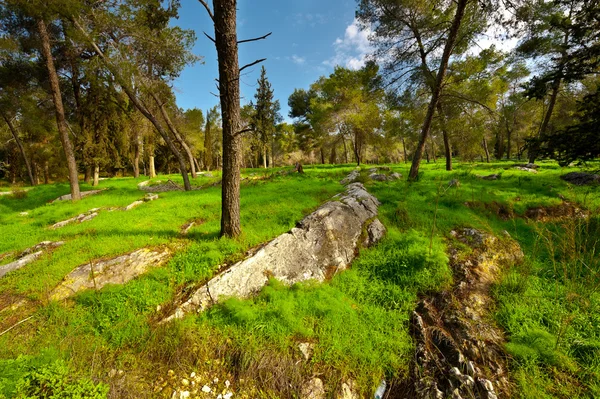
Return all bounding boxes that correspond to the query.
[38,18,80,199]
[213,0,242,237]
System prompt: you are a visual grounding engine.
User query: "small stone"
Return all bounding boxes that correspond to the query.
[301,378,325,399]
[225,380,230,388]
[466,360,476,376]
[202,385,211,393]
[181,379,190,386]
[223,393,233,399]
[214,377,219,383]
[144,193,159,201]
[179,391,190,399]
[117,370,124,376]
[168,370,175,377]
[190,372,196,378]
[298,342,314,361]
[108,369,117,378]
[389,172,402,180]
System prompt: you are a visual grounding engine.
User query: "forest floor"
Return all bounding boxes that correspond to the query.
[0,161,599,399]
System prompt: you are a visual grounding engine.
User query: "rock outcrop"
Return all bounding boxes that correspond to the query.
[0,241,64,279]
[390,228,523,399]
[52,189,106,202]
[139,179,183,193]
[51,209,100,229]
[164,181,385,321]
[51,247,171,300]
[560,172,600,186]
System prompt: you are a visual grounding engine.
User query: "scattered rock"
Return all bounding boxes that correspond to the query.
[301,378,325,399]
[0,241,64,279]
[164,181,383,321]
[514,163,539,169]
[389,229,523,398]
[50,209,100,229]
[298,342,314,361]
[560,172,600,186]
[389,172,402,180]
[340,169,360,185]
[50,247,171,300]
[337,380,359,399]
[204,172,214,178]
[52,189,106,202]
[369,173,388,182]
[19,212,28,216]
[181,221,195,235]
[448,179,460,187]
[365,219,386,247]
[144,193,159,201]
[479,174,501,180]
[125,200,144,211]
[139,179,183,193]
[513,166,538,173]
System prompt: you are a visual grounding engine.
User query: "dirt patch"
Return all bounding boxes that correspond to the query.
[388,228,523,399]
[525,201,588,222]
[465,201,514,221]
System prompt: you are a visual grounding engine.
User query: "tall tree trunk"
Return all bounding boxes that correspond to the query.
[214,0,242,237]
[402,137,408,163]
[483,137,491,163]
[408,0,467,180]
[343,136,349,164]
[2,114,35,186]
[506,128,512,160]
[93,163,99,186]
[430,138,436,163]
[38,19,80,199]
[133,128,140,178]
[204,110,212,171]
[442,131,452,171]
[149,154,156,178]
[262,144,267,168]
[31,160,39,185]
[426,149,430,163]
[44,161,50,184]
[153,95,197,178]
[74,20,190,190]
[529,76,562,163]
[84,166,92,184]
[320,147,325,164]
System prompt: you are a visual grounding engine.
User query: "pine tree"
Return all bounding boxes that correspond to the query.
[251,66,280,168]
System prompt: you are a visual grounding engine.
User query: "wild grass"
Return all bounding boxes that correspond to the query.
[0,160,599,397]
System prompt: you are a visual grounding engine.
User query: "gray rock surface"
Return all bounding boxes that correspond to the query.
[448,179,461,187]
[369,173,388,182]
[139,179,183,193]
[51,247,171,300]
[479,174,500,180]
[513,166,538,173]
[0,241,64,279]
[165,181,384,321]
[340,169,360,185]
[301,378,325,399]
[52,189,106,202]
[51,209,100,229]
[560,171,600,186]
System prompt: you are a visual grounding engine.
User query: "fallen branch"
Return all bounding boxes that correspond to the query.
[0,315,34,336]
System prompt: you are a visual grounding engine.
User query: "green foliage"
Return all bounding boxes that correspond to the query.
[0,353,107,399]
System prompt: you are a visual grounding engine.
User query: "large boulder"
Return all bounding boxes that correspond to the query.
[560,172,600,186]
[164,181,385,321]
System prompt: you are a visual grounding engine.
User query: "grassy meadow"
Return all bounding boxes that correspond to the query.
[0,161,599,398]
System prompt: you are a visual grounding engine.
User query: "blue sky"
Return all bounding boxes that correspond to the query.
[171,0,370,121]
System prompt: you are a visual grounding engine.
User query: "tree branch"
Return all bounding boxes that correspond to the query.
[238,32,272,44]
[239,58,266,73]
[203,31,216,44]
[198,0,214,22]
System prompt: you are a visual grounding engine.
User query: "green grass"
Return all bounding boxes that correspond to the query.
[0,160,599,398]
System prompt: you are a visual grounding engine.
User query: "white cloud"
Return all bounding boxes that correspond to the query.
[324,19,373,70]
[291,54,306,65]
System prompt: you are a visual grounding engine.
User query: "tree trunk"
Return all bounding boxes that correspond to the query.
[2,114,35,186]
[204,110,212,171]
[320,147,325,164]
[214,0,242,238]
[506,128,512,160]
[430,139,437,163]
[262,144,267,168]
[38,18,80,199]
[84,165,91,184]
[133,129,140,178]
[408,0,467,180]
[44,161,50,184]
[149,154,156,178]
[529,75,562,163]
[426,149,430,163]
[74,20,190,190]
[402,137,408,163]
[483,137,491,163]
[93,163,99,186]
[153,95,197,178]
[343,137,349,164]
